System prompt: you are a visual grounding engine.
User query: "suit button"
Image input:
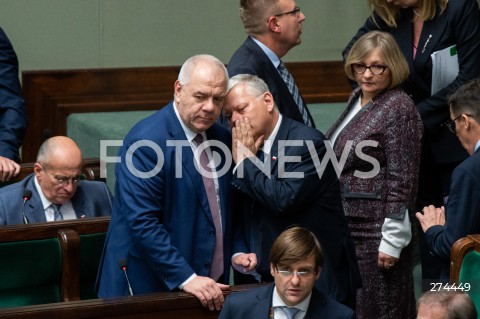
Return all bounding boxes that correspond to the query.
[209,231,215,237]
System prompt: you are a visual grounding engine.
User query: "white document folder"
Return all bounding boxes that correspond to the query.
[431,45,458,95]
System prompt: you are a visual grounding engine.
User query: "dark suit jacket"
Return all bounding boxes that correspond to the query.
[0,173,113,225]
[425,148,480,280]
[226,37,315,127]
[0,27,27,162]
[218,284,355,319]
[97,102,241,297]
[344,0,480,163]
[233,117,361,303]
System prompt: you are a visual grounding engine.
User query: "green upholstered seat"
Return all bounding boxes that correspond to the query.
[459,250,480,318]
[0,238,61,308]
[79,232,107,300]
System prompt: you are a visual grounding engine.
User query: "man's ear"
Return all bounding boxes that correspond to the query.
[267,16,281,33]
[263,92,275,112]
[315,267,322,280]
[270,263,276,276]
[33,163,42,178]
[174,80,182,101]
[463,114,473,130]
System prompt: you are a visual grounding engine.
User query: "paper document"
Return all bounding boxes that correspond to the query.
[431,45,458,95]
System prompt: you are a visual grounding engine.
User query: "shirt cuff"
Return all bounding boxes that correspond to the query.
[379,210,412,258]
[178,273,197,290]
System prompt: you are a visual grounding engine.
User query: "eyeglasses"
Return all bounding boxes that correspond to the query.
[442,114,473,134]
[275,268,315,279]
[41,165,83,187]
[274,6,301,18]
[352,63,388,75]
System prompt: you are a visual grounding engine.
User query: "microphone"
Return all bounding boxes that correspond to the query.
[119,259,134,296]
[22,189,32,224]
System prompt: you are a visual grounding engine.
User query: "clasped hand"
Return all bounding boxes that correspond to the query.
[232,117,264,164]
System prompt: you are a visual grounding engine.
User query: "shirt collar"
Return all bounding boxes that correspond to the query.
[173,101,204,143]
[34,176,60,210]
[272,285,311,313]
[474,140,480,153]
[250,36,281,68]
[262,114,282,155]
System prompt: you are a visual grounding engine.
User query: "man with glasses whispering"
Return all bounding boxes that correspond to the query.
[221,0,315,128]
[416,78,480,282]
[219,227,355,319]
[0,136,112,225]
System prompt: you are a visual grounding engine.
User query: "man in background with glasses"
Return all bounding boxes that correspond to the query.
[416,78,480,283]
[0,136,112,224]
[222,0,315,128]
[219,227,355,319]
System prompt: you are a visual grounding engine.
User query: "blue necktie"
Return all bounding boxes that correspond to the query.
[281,306,300,319]
[52,204,63,221]
[277,61,312,127]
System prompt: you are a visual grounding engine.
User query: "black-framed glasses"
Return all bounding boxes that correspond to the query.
[352,63,388,75]
[274,6,301,18]
[442,114,473,134]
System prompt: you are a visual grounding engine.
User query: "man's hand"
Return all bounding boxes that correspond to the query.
[182,276,229,311]
[378,251,399,270]
[232,117,263,164]
[232,253,257,273]
[0,156,20,182]
[416,205,446,233]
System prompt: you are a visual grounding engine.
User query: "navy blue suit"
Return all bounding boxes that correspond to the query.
[0,174,113,225]
[0,27,28,162]
[425,148,480,280]
[226,37,315,127]
[232,117,361,305]
[97,102,239,297]
[218,284,355,319]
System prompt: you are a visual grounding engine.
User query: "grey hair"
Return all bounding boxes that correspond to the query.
[177,54,228,85]
[227,74,269,97]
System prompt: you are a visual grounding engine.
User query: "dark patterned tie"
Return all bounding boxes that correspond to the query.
[281,306,300,319]
[194,134,223,281]
[277,61,312,127]
[52,203,63,221]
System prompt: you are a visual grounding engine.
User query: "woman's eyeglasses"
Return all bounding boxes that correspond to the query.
[352,63,388,75]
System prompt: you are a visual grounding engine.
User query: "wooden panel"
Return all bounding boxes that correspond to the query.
[0,283,264,319]
[21,62,350,162]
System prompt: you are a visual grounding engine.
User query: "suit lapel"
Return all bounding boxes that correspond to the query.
[71,187,86,218]
[23,175,48,223]
[166,104,214,225]
[269,117,293,175]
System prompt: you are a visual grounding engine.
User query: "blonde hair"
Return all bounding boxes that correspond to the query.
[369,0,448,28]
[345,31,409,89]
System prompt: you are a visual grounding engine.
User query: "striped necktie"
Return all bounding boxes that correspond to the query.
[52,204,63,221]
[277,61,312,127]
[280,306,300,319]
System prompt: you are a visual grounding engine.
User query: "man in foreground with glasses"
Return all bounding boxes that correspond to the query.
[222,0,315,128]
[416,78,480,282]
[219,227,355,319]
[0,136,112,224]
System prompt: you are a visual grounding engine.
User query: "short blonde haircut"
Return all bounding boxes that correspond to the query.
[369,0,448,28]
[345,31,409,89]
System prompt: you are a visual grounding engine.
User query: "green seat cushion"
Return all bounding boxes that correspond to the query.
[0,238,61,308]
[79,233,107,300]
[459,250,480,318]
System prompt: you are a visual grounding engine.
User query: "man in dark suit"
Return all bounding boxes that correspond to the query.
[416,78,480,282]
[0,27,28,181]
[219,226,355,319]
[223,0,314,128]
[0,136,112,225]
[97,55,255,311]
[223,74,361,308]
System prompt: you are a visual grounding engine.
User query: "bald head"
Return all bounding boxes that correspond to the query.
[34,136,83,204]
[36,136,83,169]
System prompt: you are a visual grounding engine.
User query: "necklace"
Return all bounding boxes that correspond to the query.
[413,8,421,16]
